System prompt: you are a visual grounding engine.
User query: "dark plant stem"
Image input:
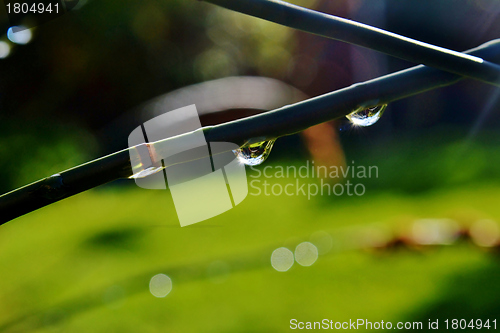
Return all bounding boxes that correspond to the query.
[1,40,500,225]
[200,0,500,87]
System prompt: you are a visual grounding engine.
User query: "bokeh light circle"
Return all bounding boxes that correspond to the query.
[7,27,32,45]
[470,219,500,247]
[294,242,318,266]
[149,274,172,298]
[271,247,294,272]
[0,42,11,59]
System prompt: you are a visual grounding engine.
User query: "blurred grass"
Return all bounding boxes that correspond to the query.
[1,0,499,329]
[1,176,500,332]
[0,121,97,193]
[2,127,500,331]
[340,126,500,192]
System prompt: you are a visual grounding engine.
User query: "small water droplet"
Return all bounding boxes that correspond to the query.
[346,104,387,127]
[233,140,275,166]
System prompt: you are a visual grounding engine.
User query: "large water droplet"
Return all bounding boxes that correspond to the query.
[346,104,387,127]
[233,140,275,166]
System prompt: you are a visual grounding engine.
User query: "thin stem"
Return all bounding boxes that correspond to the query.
[0,149,132,225]
[201,40,500,146]
[1,40,500,225]
[200,0,500,87]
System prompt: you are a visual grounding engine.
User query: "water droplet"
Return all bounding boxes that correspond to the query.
[233,140,275,166]
[346,104,387,127]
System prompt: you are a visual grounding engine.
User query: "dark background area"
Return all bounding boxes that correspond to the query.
[0,0,499,191]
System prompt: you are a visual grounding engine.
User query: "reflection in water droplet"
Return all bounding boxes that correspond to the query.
[233,140,275,166]
[271,247,294,272]
[149,274,172,298]
[294,242,318,266]
[346,104,387,127]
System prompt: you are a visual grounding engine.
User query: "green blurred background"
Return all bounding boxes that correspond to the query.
[1,0,500,331]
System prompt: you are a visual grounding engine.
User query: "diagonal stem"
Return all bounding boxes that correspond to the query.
[200,0,500,87]
[1,40,500,225]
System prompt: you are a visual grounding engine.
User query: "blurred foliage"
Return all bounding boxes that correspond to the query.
[2,174,500,332]
[0,121,97,192]
[1,0,500,330]
[0,0,310,191]
[338,127,500,194]
[0,0,306,131]
[272,127,500,195]
[0,0,498,190]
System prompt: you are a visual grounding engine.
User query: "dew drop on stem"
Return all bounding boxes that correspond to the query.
[346,104,387,127]
[233,140,276,166]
